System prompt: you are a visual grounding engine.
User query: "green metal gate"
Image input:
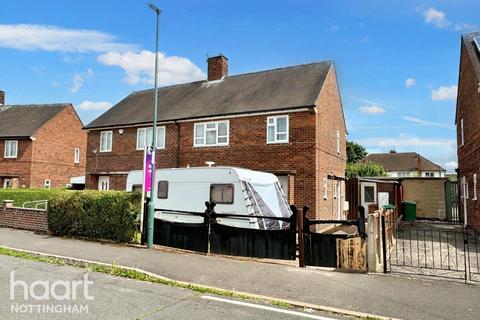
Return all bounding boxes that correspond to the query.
[445,181,460,223]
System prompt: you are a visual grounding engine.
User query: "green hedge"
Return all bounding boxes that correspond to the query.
[0,189,60,208]
[47,190,141,243]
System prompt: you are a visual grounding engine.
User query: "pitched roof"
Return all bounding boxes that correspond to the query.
[462,31,480,81]
[0,104,69,138]
[361,152,445,172]
[85,61,333,129]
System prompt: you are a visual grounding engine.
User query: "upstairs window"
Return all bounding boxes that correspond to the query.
[4,140,18,158]
[267,115,288,143]
[137,127,166,150]
[100,131,112,152]
[74,148,80,164]
[194,121,229,147]
[323,178,328,200]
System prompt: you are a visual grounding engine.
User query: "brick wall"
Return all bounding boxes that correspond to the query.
[30,106,87,189]
[0,206,48,233]
[457,41,480,232]
[315,65,347,221]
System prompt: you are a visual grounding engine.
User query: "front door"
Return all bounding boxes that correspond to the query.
[3,178,12,189]
[360,182,377,213]
[336,181,343,220]
[98,176,110,191]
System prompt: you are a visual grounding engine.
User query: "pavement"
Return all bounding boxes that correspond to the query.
[1,228,480,320]
[0,255,343,320]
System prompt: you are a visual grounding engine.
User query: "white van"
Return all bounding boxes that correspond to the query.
[126,167,292,230]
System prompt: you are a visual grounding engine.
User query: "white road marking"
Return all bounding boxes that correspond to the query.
[201,295,337,320]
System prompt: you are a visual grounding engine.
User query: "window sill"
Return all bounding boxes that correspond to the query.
[193,144,229,148]
[3,156,17,159]
[266,141,289,145]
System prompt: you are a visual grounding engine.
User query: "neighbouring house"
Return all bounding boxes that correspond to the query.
[456,31,480,232]
[84,56,347,220]
[361,152,446,178]
[0,91,86,189]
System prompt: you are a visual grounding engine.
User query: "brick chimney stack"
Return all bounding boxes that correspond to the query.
[0,90,4,106]
[207,55,228,81]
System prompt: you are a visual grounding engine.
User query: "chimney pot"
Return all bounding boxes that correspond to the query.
[0,90,4,106]
[207,55,228,81]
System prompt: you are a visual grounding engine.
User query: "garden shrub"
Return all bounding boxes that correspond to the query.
[47,190,141,243]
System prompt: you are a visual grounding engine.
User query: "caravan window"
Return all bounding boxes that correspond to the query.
[210,184,234,204]
[157,181,168,199]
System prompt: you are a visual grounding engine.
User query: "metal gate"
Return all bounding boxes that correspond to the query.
[387,220,480,283]
[445,181,460,223]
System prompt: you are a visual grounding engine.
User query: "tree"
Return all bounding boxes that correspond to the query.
[346,141,367,164]
[346,161,387,179]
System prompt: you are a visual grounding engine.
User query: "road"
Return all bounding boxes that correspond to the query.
[0,255,344,320]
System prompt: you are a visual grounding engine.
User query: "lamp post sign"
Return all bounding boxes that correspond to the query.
[144,149,154,193]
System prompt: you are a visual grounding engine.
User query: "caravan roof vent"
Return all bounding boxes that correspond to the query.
[205,161,215,167]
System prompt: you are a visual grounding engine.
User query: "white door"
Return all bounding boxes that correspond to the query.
[361,182,377,213]
[98,176,110,191]
[3,178,12,189]
[276,175,289,198]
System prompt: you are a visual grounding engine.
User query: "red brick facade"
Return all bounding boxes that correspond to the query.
[86,66,346,219]
[457,41,480,232]
[0,105,86,189]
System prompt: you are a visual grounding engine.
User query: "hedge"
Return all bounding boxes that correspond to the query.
[47,190,141,243]
[0,189,61,208]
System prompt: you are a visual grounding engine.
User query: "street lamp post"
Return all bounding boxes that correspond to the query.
[147,3,161,248]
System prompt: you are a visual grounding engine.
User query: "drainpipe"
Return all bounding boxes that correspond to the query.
[175,121,180,167]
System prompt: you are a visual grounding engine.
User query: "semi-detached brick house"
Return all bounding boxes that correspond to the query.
[456,32,480,232]
[0,91,86,189]
[84,56,347,220]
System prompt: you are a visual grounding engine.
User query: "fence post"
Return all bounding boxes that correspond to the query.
[204,201,216,255]
[291,205,305,268]
[303,206,310,267]
[381,214,388,274]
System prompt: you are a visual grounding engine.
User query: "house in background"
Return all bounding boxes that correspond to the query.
[456,31,480,232]
[84,56,347,220]
[0,91,86,189]
[362,152,446,178]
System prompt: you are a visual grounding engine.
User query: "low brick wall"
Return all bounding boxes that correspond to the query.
[0,201,48,233]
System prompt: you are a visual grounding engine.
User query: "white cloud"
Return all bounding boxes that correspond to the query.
[359,136,455,149]
[360,36,369,43]
[444,161,458,170]
[405,78,416,88]
[71,68,93,93]
[98,50,206,86]
[78,100,112,111]
[423,8,451,29]
[359,105,385,114]
[0,24,136,53]
[453,23,480,32]
[431,85,457,101]
[402,116,453,129]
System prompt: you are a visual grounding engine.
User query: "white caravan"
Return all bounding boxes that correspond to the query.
[126,167,292,230]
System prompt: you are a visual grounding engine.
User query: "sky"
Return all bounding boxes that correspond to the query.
[0,0,479,172]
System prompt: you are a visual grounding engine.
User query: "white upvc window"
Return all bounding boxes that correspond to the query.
[4,140,18,158]
[194,120,229,147]
[44,179,51,189]
[473,174,477,201]
[336,130,341,154]
[74,148,80,164]
[462,176,469,199]
[137,127,166,150]
[323,178,328,200]
[460,118,465,146]
[100,131,112,152]
[267,115,289,143]
[333,180,337,199]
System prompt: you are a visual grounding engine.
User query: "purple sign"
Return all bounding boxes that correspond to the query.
[144,151,155,193]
